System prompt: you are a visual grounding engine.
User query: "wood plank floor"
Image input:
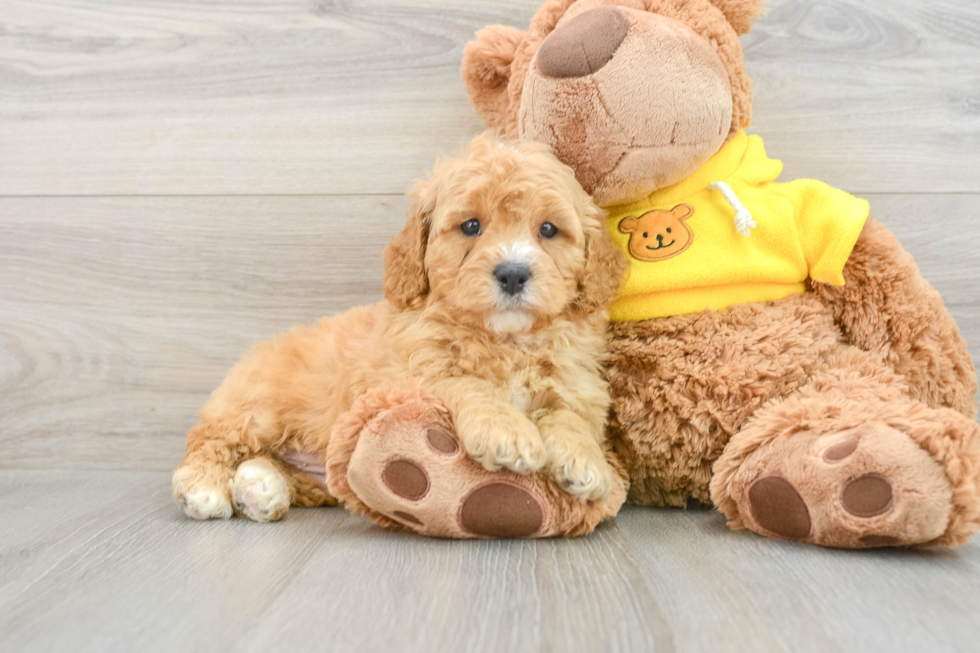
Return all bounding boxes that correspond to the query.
[2,471,978,653]
[2,0,980,651]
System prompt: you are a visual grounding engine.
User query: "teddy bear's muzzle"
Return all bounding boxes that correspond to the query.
[536,6,629,79]
[519,6,736,206]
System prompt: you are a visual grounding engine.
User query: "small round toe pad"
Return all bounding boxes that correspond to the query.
[841,475,893,517]
[823,438,859,463]
[426,426,459,455]
[382,459,429,501]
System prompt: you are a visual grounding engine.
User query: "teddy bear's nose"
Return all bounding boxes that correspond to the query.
[536,6,630,79]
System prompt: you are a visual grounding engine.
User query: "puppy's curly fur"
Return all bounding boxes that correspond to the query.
[172,132,627,521]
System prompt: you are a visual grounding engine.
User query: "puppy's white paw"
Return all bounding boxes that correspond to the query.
[231,459,290,522]
[551,455,615,503]
[173,466,233,520]
[463,410,546,474]
[181,490,234,520]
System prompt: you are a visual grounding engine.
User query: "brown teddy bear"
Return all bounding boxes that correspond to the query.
[304,0,979,547]
[450,0,980,548]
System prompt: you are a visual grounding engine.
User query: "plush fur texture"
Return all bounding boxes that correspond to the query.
[710,349,980,548]
[461,0,980,547]
[173,132,628,526]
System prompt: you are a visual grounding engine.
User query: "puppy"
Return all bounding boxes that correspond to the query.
[172,132,626,522]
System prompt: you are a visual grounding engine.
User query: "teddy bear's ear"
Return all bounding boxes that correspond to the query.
[383,179,434,310]
[708,0,766,35]
[462,25,526,131]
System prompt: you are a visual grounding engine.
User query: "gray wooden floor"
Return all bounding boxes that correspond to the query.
[2,1,980,651]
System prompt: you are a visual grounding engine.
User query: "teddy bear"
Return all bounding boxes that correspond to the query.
[314,0,980,547]
[453,0,980,548]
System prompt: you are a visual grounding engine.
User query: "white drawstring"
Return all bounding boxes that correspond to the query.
[708,181,756,237]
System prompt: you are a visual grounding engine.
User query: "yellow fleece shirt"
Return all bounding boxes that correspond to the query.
[606,131,870,321]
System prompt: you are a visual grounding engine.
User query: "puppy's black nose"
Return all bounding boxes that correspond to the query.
[493,263,531,296]
[656,234,664,242]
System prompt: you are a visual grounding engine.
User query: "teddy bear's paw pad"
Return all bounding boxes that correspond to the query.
[347,409,552,538]
[458,482,544,538]
[822,437,859,463]
[231,459,290,522]
[391,510,424,527]
[381,459,430,500]
[840,474,894,518]
[426,426,459,454]
[746,475,812,541]
[858,534,902,547]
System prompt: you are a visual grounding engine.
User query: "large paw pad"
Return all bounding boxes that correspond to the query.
[458,483,544,538]
[344,403,551,538]
[746,475,812,540]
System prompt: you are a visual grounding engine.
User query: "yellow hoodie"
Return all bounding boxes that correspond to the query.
[605,131,870,322]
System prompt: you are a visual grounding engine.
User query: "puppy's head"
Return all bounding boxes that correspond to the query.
[383,131,625,334]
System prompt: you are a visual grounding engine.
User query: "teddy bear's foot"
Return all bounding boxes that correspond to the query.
[711,398,980,548]
[325,383,627,538]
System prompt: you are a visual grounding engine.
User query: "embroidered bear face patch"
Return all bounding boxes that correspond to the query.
[618,205,694,262]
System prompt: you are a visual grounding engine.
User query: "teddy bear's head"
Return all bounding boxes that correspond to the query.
[462,0,764,206]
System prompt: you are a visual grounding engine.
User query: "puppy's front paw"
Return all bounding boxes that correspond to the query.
[461,410,546,474]
[549,448,615,503]
[172,466,233,520]
[231,459,290,522]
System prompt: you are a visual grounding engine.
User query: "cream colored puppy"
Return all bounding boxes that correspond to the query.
[173,132,626,522]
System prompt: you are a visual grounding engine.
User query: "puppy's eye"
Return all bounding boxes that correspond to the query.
[666,228,672,233]
[460,219,482,237]
[539,222,558,239]
[642,232,648,238]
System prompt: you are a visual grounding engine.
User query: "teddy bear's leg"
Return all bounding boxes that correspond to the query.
[815,217,978,418]
[325,383,628,538]
[711,347,980,548]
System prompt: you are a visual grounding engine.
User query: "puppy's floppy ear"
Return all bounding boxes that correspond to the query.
[462,25,526,131]
[708,0,767,35]
[383,180,435,310]
[575,217,627,315]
